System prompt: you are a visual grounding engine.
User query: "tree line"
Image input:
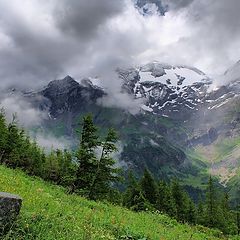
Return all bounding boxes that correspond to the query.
[0,110,239,235]
[0,111,120,200]
[123,169,240,235]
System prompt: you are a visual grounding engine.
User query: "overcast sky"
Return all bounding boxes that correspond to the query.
[0,0,240,89]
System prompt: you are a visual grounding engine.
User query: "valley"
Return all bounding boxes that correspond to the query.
[2,61,240,204]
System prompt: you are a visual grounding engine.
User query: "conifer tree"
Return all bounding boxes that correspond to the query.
[171,179,189,221]
[72,115,121,199]
[71,115,99,194]
[157,181,176,216]
[88,128,121,200]
[140,168,158,205]
[237,205,240,235]
[186,198,196,224]
[60,150,77,187]
[123,170,139,208]
[196,198,205,225]
[0,110,7,163]
[205,176,218,228]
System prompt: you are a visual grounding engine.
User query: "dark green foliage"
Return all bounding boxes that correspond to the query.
[186,198,196,224]
[0,109,240,236]
[237,206,240,235]
[157,181,176,217]
[123,171,140,208]
[205,176,218,228]
[140,169,158,205]
[0,110,8,163]
[0,111,76,186]
[123,170,240,235]
[72,114,121,200]
[171,179,191,222]
[196,199,205,225]
[73,114,100,194]
[123,171,152,211]
[88,128,122,200]
[0,111,121,202]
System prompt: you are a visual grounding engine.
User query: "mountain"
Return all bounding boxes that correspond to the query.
[3,60,240,201]
[19,73,191,180]
[119,62,212,120]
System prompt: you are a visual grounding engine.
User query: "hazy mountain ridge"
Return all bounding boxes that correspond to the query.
[2,61,240,194]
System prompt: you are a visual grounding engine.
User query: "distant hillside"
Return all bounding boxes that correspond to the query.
[0,165,230,240]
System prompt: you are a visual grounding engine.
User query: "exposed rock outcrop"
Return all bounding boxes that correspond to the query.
[0,192,22,235]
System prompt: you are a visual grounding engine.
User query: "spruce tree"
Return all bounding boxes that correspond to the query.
[0,110,7,163]
[196,198,205,225]
[157,181,176,216]
[140,168,158,206]
[123,171,140,208]
[72,114,99,195]
[72,115,121,199]
[88,128,121,200]
[205,176,218,228]
[186,198,196,224]
[171,179,189,222]
[237,205,240,235]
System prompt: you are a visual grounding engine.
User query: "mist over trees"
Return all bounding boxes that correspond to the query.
[0,109,239,235]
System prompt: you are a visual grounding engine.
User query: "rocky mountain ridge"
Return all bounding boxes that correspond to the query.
[2,60,240,193]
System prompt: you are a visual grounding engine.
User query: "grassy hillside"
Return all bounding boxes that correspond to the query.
[191,136,240,186]
[0,165,238,240]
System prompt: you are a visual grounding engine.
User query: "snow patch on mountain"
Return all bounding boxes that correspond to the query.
[115,62,212,118]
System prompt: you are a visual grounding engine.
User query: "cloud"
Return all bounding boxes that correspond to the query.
[0,0,125,89]
[54,0,124,39]
[0,92,72,150]
[33,132,72,150]
[0,0,240,91]
[162,0,194,11]
[0,94,47,127]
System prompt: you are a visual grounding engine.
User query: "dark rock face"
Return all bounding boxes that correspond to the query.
[41,76,105,118]
[119,63,211,120]
[0,192,22,235]
[187,127,219,147]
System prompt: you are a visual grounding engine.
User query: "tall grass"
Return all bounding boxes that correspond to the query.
[0,165,233,240]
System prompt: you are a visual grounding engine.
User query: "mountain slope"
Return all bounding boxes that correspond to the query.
[0,165,227,240]
[21,75,197,180]
[4,60,240,197]
[119,62,211,119]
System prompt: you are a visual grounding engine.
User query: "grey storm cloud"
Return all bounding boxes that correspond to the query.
[54,0,124,39]
[0,0,126,89]
[165,0,194,10]
[0,0,240,91]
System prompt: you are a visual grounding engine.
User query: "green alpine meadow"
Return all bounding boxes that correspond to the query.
[0,164,235,240]
[1,0,240,239]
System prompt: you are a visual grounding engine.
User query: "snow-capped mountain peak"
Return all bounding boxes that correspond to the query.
[117,62,212,118]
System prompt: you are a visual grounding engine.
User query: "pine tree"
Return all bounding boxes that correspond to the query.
[237,205,240,235]
[123,171,151,211]
[59,150,77,187]
[123,171,139,208]
[0,110,7,163]
[131,190,152,212]
[171,179,189,222]
[156,180,176,216]
[88,128,121,200]
[205,176,218,228]
[196,198,205,225]
[186,198,196,224]
[140,168,158,206]
[72,115,121,199]
[4,117,23,167]
[72,114,99,195]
